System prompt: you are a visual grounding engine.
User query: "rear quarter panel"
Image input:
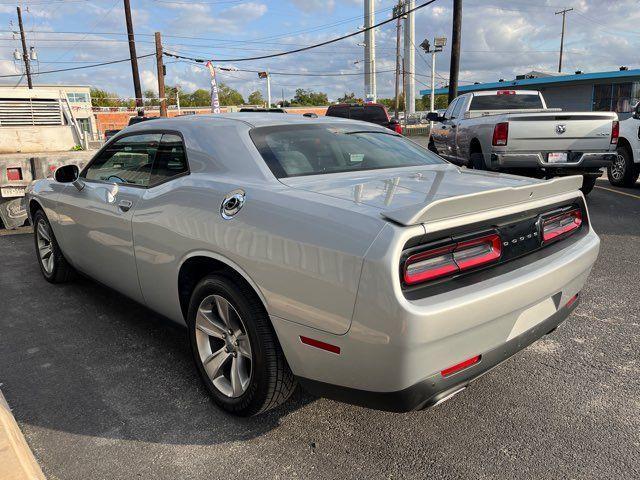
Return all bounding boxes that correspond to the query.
[132,175,386,334]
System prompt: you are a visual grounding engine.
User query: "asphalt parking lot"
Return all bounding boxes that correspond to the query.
[1,180,639,480]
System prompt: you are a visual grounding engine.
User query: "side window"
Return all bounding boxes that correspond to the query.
[149,134,189,186]
[451,97,465,119]
[444,98,458,119]
[349,106,366,121]
[328,106,349,118]
[83,133,161,187]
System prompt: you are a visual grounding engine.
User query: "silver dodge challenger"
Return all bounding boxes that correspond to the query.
[26,113,600,416]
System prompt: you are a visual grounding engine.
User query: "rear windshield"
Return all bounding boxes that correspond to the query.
[351,106,388,122]
[250,124,443,178]
[470,94,544,110]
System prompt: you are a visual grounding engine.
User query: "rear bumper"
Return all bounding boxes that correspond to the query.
[298,295,578,412]
[490,151,616,170]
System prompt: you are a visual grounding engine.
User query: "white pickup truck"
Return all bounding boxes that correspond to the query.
[607,102,640,187]
[428,90,619,194]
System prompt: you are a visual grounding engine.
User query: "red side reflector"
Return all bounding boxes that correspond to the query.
[492,122,509,146]
[300,336,340,354]
[611,120,619,144]
[6,168,22,181]
[565,293,579,309]
[542,209,582,243]
[441,355,481,378]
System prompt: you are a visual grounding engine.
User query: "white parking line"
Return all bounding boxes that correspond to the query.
[595,184,640,200]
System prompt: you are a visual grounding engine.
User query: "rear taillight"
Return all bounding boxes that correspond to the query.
[6,167,22,181]
[496,90,516,95]
[393,123,403,134]
[403,233,502,285]
[492,122,509,146]
[541,208,582,244]
[611,120,619,144]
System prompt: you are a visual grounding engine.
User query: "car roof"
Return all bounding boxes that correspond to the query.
[124,112,385,130]
[329,103,387,109]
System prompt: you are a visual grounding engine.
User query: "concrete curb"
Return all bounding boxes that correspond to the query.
[0,389,45,480]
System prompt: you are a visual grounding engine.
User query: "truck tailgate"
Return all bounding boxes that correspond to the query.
[505,113,617,152]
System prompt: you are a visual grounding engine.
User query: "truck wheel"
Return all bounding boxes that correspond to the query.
[428,139,438,154]
[187,274,296,416]
[607,146,638,187]
[471,152,486,170]
[580,176,597,195]
[33,209,74,283]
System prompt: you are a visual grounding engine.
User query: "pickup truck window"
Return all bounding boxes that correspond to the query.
[470,94,544,110]
[444,98,459,119]
[451,98,465,119]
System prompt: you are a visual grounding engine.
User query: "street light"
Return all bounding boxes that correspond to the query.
[258,71,271,109]
[420,36,447,113]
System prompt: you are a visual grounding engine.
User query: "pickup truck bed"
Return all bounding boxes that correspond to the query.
[429,90,618,193]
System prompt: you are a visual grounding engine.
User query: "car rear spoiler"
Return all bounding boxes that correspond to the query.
[381,175,584,227]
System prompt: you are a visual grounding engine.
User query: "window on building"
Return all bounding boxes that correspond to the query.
[76,118,90,133]
[67,92,90,103]
[593,82,640,113]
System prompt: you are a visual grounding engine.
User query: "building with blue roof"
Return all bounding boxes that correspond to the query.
[420,68,640,114]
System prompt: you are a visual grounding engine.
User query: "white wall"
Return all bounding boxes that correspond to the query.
[0,126,78,153]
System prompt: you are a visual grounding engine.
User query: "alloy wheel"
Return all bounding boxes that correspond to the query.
[194,294,253,398]
[610,154,626,181]
[36,219,54,275]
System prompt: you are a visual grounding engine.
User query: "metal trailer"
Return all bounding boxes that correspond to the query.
[0,156,89,229]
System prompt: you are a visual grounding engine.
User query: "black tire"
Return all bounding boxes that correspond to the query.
[607,145,638,187]
[428,138,438,154]
[187,274,295,416]
[470,151,486,170]
[580,175,597,195]
[32,209,74,283]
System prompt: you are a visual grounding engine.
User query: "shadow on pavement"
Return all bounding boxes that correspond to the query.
[0,234,315,446]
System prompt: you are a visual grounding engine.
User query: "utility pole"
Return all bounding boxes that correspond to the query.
[16,6,32,89]
[155,32,167,117]
[176,85,181,114]
[124,0,143,114]
[266,71,271,109]
[364,0,377,102]
[393,1,404,119]
[403,0,416,114]
[555,8,573,73]
[448,0,462,104]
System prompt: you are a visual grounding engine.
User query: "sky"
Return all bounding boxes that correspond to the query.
[0,0,638,104]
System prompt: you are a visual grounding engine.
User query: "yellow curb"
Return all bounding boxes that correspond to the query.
[0,390,45,480]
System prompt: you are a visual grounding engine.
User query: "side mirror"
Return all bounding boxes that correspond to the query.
[633,104,640,119]
[54,164,79,183]
[427,112,444,122]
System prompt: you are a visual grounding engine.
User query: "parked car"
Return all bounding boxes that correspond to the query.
[428,90,619,194]
[607,102,640,187]
[26,113,600,416]
[326,103,403,134]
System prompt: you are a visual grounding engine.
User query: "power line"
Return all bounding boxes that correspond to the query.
[0,53,154,78]
[164,0,438,63]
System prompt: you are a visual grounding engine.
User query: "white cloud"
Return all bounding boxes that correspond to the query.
[141,70,157,93]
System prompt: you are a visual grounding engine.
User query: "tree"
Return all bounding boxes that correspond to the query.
[291,88,329,106]
[420,93,449,111]
[217,83,245,106]
[247,90,265,106]
[143,89,159,107]
[337,92,363,103]
[378,93,405,112]
[90,88,132,108]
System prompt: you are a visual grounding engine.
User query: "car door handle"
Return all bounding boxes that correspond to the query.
[118,199,133,212]
[451,124,457,129]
